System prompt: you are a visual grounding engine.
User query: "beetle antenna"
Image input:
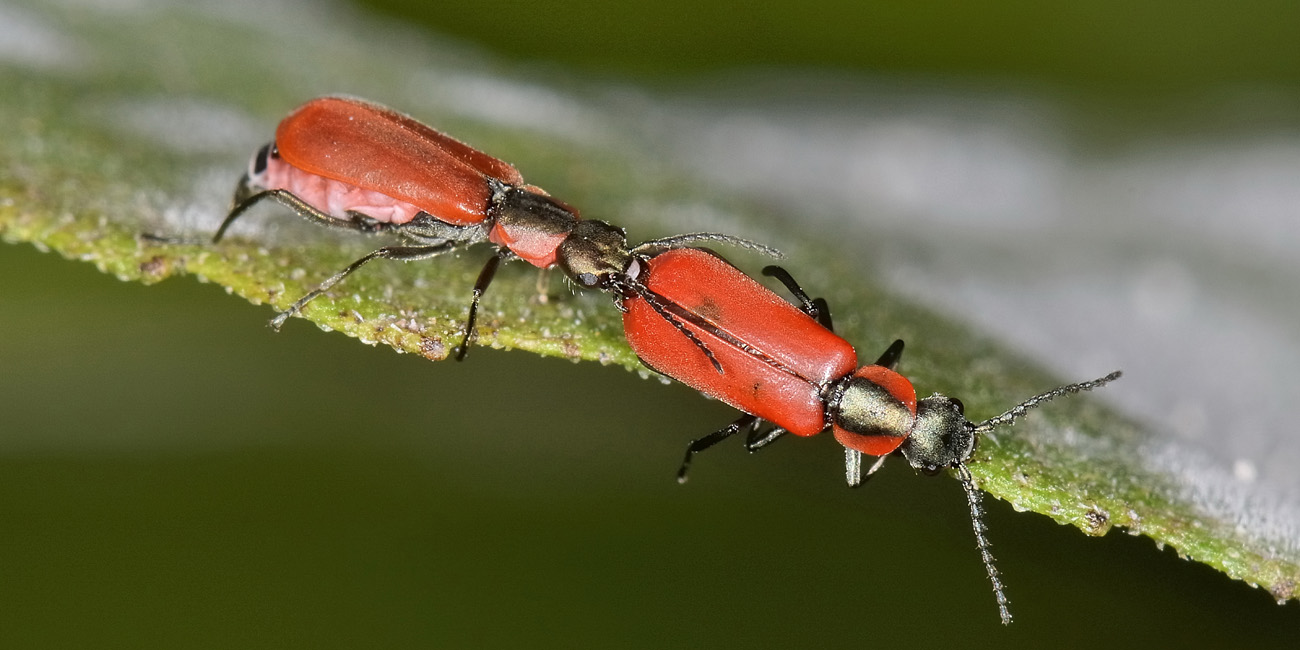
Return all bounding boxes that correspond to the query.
[971,371,1122,434]
[634,233,783,259]
[957,462,1012,625]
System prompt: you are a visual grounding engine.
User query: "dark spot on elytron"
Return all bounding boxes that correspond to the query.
[694,296,722,321]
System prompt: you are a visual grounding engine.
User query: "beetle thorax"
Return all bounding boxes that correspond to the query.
[829,365,917,457]
[833,375,915,437]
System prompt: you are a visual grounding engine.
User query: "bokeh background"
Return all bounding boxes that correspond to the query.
[4,0,1300,646]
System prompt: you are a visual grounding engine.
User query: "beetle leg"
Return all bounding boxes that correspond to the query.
[761,265,834,331]
[230,171,257,208]
[215,180,268,242]
[873,339,905,370]
[743,424,788,452]
[533,266,553,304]
[270,242,459,331]
[676,414,760,483]
[454,251,507,361]
[761,265,816,315]
[215,188,394,243]
[845,451,890,487]
[344,211,390,234]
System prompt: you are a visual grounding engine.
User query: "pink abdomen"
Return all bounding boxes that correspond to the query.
[254,153,427,225]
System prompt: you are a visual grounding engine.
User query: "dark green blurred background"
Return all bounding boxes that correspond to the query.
[4,0,1300,647]
[364,0,1300,95]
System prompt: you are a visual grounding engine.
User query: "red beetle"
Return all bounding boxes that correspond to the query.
[618,247,1120,625]
[216,96,769,357]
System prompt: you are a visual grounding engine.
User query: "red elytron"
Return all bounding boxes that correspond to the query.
[215,96,766,357]
[623,249,860,437]
[266,96,526,230]
[619,248,1121,625]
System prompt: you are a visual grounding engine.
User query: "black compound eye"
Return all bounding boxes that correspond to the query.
[252,143,272,175]
[951,398,965,415]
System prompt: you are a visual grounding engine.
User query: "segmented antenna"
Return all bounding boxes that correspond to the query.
[634,232,783,259]
[972,371,1122,434]
[956,462,1012,625]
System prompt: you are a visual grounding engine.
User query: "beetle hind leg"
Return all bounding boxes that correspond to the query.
[216,189,398,243]
[270,242,459,332]
[762,265,835,331]
[453,251,508,361]
[676,414,760,483]
[344,211,391,234]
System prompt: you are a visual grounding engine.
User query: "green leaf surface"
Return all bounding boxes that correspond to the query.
[2,0,1297,614]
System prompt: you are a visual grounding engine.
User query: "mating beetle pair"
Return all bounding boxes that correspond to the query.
[213,96,1120,624]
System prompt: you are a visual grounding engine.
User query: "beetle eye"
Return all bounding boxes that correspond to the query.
[577,273,600,287]
[951,398,965,415]
[252,143,271,175]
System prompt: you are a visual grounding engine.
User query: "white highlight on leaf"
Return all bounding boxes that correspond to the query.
[0,2,82,70]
